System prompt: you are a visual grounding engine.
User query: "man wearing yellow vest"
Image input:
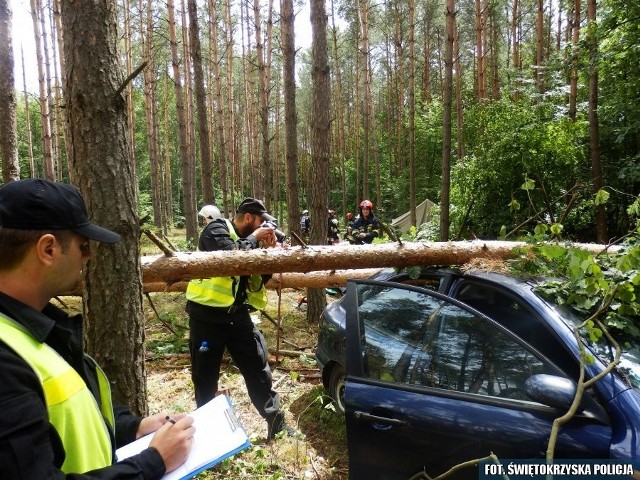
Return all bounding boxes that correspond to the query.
[186,198,294,441]
[0,179,195,479]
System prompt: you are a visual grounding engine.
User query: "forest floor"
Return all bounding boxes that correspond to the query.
[143,287,349,480]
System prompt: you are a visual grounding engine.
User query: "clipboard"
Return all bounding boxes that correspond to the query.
[116,395,250,480]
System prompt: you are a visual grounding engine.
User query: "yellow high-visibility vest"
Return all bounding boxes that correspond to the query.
[186,219,268,310]
[0,313,114,474]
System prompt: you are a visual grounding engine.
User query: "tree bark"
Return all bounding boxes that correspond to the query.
[0,0,19,182]
[168,0,198,242]
[208,0,229,215]
[358,0,372,200]
[587,0,607,243]
[60,0,147,414]
[281,0,301,237]
[474,0,486,100]
[140,269,382,293]
[308,0,331,322]
[137,240,614,285]
[30,0,54,179]
[536,0,544,93]
[440,0,455,241]
[61,241,616,296]
[569,0,580,120]
[408,0,417,228]
[142,0,165,230]
[187,0,215,205]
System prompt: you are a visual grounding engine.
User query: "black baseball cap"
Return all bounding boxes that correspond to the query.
[0,179,121,243]
[236,197,276,222]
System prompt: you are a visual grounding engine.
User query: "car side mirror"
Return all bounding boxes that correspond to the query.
[524,374,582,411]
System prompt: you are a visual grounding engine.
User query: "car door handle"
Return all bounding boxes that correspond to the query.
[354,410,408,427]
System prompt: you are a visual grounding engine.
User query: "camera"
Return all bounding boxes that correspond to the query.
[260,220,286,243]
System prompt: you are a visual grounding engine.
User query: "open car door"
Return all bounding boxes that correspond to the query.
[343,280,611,480]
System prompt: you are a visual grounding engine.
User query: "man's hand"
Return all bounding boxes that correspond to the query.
[137,412,188,438]
[148,415,195,473]
[253,226,277,247]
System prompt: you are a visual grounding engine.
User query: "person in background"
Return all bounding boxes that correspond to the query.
[186,198,295,441]
[198,204,222,225]
[299,209,310,237]
[327,209,340,245]
[343,212,354,242]
[0,178,194,479]
[348,199,382,244]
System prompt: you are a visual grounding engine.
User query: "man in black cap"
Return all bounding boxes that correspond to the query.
[0,178,195,478]
[186,197,295,440]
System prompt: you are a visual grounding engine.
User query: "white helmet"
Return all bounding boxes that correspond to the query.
[198,205,221,223]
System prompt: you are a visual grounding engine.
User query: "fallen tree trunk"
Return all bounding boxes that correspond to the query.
[142,268,381,293]
[63,240,614,295]
[140,240,614,288]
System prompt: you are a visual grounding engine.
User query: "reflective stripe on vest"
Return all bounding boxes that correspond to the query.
[186,219,268,310]
[0,313,113,473]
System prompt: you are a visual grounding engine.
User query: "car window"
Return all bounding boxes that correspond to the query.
[454,280,577,377]
[357,283,557,400]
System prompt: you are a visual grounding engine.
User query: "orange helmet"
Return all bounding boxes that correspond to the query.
[359,200,373,209]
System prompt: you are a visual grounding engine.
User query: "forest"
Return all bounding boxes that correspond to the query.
[1,0,640,421]
[1,0,638,246]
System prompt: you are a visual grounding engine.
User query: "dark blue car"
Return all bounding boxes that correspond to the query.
[315,267,640,479]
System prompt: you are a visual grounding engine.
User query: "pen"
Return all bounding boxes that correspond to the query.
[165,415,176,425]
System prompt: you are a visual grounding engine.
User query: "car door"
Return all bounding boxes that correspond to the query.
[343,280,612,480]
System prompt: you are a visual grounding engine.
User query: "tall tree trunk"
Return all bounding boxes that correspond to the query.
[569,0,581,121]
[46,4,63,180]
[163,74,174,230]
[60,0,146,413]
[20,47,36,177]
[39,0,57,178]
[30,0,54,179]
[474,0,486,100]
[168,0,197,242]
[142,0,164,229]
[0,0,19,182]
[223,0,236,215]
[408,0,417,227]
[253,0,274,204]
[440,0,455,241]
[52,0,69,179]
[181,0,196,209]
[422,6,433,103]
[307,0,330,322]
[455,18,465,159]
[188,0,215,205]
[510,0,520,100]
[489,5,500,99]
[587,0,607,243]
[358,0,372,200]
[241,0,258,197]
[330,0,348,220]
[281,0,301,236]
[208,0,229,214]
[535,0,544,93]
[123,0,136,167]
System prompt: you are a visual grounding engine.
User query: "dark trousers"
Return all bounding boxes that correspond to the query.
[188,310,281,424]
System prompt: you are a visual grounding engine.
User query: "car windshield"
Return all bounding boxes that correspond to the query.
[544,298,640,393]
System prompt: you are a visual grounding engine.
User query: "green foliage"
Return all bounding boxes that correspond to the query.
[510,234,640,342]
[451,99,591,239]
